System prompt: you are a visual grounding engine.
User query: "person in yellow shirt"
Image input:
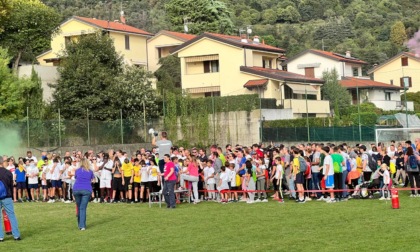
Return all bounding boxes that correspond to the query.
[132,158,141,203]
[121,158,134,203]
[292,148,305,203]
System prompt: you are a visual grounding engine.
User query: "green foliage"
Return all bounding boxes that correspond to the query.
[154,55,182,95]
[0,0,11,33]
[51,33,124,120]
[321,69,351,117]
[25,68,46,119]
[264,117,330,128]
[165,0,234,34]
[277,5,301,23]
[390,21,407,47]
[115,66,159,121]
[342,102,383,116]
[0,47,37,120]
[405,92,420,112]
[0,0,61,70]
[350,112,378,126]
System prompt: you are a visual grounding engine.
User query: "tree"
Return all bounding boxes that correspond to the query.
[390,21,407,47]
[0,47,35,119]
[0,0,11,33]
[0,0,61,71]
[115,66,159,120]
[23,68,45,119]
[51,33,124,120]
[154,55,182,95]
[277,5,301,23]
[165,0,234,34]
[321,69,351,118]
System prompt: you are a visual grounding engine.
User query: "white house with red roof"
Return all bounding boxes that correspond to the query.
[281,49,367,79]
[37,16,153,67]
[171,33,330,118]
[340,77,414,111]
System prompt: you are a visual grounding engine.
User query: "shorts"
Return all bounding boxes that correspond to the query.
[28,184,39,189]
[295,172,305,184]
[100,179,111,188]
[42,185,48,190]
[140,182,149,187]
[52,180,62,188]
[133,182,141,188]
[47,180,52,188]
[123,177,132,191]
[112,177,123,191]
[220,190,228,194]
[16,182,26,189]
[230,186,238,191]
[325,175,334,189]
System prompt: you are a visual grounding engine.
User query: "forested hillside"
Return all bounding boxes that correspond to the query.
[42,0,420,70]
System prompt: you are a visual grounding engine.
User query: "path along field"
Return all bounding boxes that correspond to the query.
[1,190,419,252]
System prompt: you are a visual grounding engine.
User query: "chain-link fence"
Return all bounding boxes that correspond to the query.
[262,125,378,142]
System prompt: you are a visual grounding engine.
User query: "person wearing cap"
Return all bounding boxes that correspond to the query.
[0,156,22,241]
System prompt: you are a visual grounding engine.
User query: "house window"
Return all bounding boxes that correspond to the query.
[262,58,272,69]
[352,67,359,77]
[284,85,294,99]
[400,76,412,88]
[64,37,71,48]
[390,80,393,85]
[204,91,220,97]
[157,48,162,59]
[401,57,408,67]
[304,67,315,78]
[125,35,130,50]
[385,92,391,101]
[204,60,219,73]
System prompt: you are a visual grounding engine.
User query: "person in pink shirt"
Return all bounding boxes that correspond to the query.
[179,157,200,204]
[163,154,176,209]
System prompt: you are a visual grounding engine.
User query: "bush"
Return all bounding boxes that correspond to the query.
[263,117,330,128]
[350,112,378,126]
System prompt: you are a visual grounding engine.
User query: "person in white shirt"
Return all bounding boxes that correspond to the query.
[26,151,38,164]
[379,164,391,200]
[140,160,150,203]
[322,146,336,203]
[217,166,230,203]
[204,160,215,200]
[49,158,64,202]
[99,154,113,203]
[26,159,39,201]
[228,163,238,202]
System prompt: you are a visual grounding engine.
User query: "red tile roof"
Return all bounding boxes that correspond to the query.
[74,16,153,36]
[240,66,324,84]
[340,77,402,90]
[164,30,196,41]
[205,33,285,53]
[243,79,269,88]
[282,49,367,65]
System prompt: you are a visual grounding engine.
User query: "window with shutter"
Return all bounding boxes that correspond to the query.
[401,57,408,66]
[304,67,315,78]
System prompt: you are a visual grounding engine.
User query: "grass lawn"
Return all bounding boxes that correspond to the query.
[2,190,419,252]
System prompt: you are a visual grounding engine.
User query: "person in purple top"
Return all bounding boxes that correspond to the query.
[72,158,94,231]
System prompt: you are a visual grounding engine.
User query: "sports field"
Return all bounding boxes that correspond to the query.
[2,190,419,252]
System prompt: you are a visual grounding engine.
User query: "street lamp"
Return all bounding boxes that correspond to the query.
[403,77,409,128]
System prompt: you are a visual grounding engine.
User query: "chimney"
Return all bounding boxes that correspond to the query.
[240,34,248,43]
[253,36,260,44]
[346,51,351,58]
[120,10,126,24]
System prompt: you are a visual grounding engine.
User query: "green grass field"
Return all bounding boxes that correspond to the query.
[2,191,419,252]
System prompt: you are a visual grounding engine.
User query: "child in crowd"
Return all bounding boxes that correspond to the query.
[379,164,391,200]
[132,158,141,203]
[27,159,39,202]
[217,166,229,203]
[139,160,149,203]
[255,158,268,202]
[244,160,256,204]
[204,160,215,201]
[228,163,238,202]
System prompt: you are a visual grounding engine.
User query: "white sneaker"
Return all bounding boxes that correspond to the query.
[158,190,162,194]
[379,197,386,200]
[316,197,324,201]
[262,199,268,202]
[385,197,391,200]
[322,196,331,202]
[305,197,312,201]
[240,198,247,202]
[255,199,261,202]
[61,198,65,202]
[64,200,72,204]
[410,194,416,198]
[246,200,254,204]
[326,199,336,203]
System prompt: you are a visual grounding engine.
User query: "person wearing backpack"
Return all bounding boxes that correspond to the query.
[0,156,21,241]
[404,147,420,197]
[292,148,305,203]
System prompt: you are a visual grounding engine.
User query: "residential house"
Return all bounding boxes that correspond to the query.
[340,77,414,111]
[37,16,153,67]
[171,33,330,118]
[282,49,367,79]
[367,52,420,93]
[147,30,196,73]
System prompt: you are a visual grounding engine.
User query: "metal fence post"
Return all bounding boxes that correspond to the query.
[120,109,123,144]
[87,108,90,145]
[58,109,62,147]
[27,107,30,148]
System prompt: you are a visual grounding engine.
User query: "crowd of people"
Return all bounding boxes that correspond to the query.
[2,137,420,207]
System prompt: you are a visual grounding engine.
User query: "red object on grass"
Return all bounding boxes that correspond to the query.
[3,209,11,233]
[391,189,400,209]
